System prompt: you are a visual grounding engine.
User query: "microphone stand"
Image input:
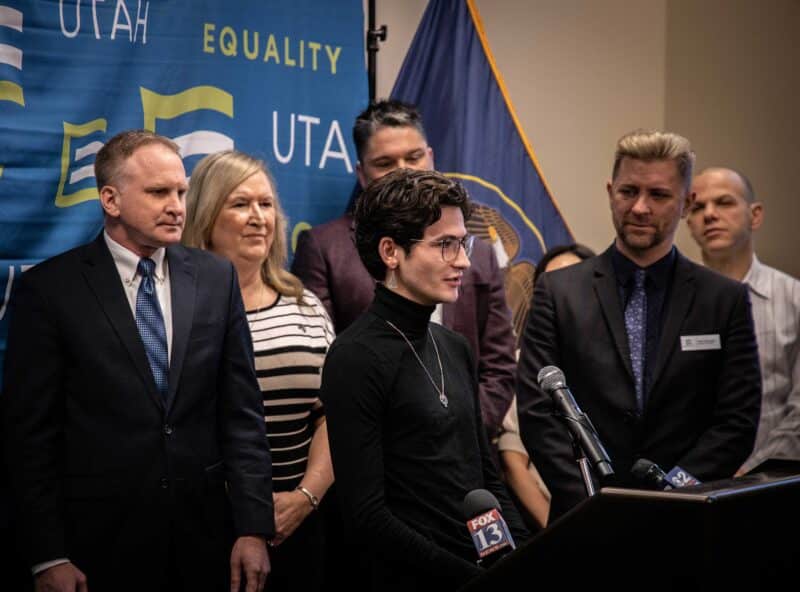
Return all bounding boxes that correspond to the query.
[539,366,613,497]
[571,439,597,497]
[558,411,612,497]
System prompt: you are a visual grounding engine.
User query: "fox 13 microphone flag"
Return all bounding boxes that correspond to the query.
[391,0,573,340]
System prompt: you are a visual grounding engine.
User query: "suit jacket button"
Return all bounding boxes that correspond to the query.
[160,478,169,489]
[163,424,173,435]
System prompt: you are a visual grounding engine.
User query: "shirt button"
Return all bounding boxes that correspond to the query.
[160,478,169,489]
[163,424,173,435]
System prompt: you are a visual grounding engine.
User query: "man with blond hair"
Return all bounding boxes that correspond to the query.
[517,130,761,520]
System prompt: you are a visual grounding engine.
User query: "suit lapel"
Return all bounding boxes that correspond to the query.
[165,245,196,413]
[81,234,165,412]
[593,249,635,384]
[649,253,696,392]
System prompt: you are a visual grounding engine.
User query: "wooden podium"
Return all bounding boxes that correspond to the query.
[460,465,800,591]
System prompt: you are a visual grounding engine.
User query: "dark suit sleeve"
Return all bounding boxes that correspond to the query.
[2,273,68,565]
[675,283,761,479]
[291,229,334,320]
[516,273,588,520]
[217,264,275,538]
[473,244,517,437]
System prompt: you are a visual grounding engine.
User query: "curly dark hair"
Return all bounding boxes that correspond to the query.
[354,169,472,281]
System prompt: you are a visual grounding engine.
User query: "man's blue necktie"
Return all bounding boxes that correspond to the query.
[625,269,647,413]
[136,258,169,398]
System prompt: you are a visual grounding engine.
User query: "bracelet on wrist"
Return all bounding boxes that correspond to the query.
[296,485,319,510]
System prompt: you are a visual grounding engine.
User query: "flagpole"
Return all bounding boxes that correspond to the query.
[366,0,387,101]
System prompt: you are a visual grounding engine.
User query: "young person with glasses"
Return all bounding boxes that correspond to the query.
[319,169,528,591]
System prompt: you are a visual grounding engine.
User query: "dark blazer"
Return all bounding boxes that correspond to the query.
[517,246,761,520]
[291,213,517,436]
[1,235,273,591]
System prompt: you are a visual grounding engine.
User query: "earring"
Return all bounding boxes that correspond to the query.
[385,268,398,289]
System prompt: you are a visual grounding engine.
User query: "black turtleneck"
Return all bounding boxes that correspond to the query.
[320,285,528,590]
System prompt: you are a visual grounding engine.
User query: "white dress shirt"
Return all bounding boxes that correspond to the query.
[740,256,800,473]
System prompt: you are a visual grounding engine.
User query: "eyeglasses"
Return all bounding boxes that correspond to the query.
[409,234,474,262]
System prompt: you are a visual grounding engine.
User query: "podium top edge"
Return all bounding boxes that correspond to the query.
[601,472,800,502]
[600,487,710,502]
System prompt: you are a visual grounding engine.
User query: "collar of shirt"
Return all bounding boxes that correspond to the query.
[104,231,167,286]
[611,244,676,297]
[742,255,771,302]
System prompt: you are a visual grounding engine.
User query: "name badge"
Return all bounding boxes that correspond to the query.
[680,334,721,351]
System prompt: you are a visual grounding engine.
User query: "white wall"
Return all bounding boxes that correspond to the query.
[666,0,800,275]
[370,0,800,276]
[474,0,666,259]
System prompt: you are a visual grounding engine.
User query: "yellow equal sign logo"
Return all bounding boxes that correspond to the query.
[140,86,234,158]
[55,119,108,208]
[0,5,24,106]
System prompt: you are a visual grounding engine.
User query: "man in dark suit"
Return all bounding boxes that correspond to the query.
[2,130,274,592]
[291,100,516,436]
[517,129,761,521]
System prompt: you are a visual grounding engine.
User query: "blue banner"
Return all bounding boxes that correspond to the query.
[391,0,573,339]
[0,1,367,373]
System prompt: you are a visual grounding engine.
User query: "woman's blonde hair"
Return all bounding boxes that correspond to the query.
[183,150,304,303]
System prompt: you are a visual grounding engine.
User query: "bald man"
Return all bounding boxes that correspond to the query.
[687,167,800,474]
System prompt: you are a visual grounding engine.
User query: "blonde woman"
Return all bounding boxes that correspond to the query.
[183,150,334,591]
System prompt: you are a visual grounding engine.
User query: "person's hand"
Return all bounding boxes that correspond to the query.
[35,562,88,592]
[270,489,313,547]
[230,535,269,592]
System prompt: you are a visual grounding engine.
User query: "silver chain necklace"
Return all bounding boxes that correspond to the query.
[385,320,448,408]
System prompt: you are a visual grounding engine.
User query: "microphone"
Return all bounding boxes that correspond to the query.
[631,458,674,490]
[463,489,515,567]
[537,365,614,479]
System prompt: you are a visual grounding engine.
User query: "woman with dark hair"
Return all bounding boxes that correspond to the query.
[532,243,596,286]
[320,169,528,591]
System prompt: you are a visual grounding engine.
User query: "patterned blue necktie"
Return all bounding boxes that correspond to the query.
[136,258,169,398]
[625,269,647,413]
